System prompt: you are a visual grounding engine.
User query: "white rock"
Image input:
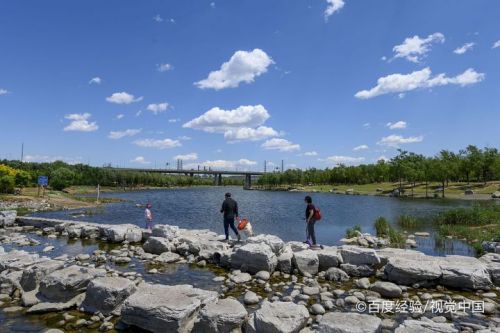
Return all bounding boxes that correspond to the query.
[293,250,319,276]
[192,298,247,333]
[81,277,137,315]
[246,301,309,333]
[121,284,218,333]
[231,243,278,274]
[317,312,381,333]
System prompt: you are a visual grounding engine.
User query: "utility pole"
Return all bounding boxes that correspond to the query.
[281,160,284,172]
[264,160,267,172]
[21,143,24,162]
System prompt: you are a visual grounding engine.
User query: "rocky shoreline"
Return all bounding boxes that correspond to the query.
[0,211,499,333]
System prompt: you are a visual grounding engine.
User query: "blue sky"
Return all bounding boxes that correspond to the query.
[0,0,499,170]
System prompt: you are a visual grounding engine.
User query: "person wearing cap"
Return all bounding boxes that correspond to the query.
[220,192,240,242]
[144,203,153,230]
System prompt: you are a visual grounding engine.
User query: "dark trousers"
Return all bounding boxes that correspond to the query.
[224,217,239,239]
[306,220,317,245]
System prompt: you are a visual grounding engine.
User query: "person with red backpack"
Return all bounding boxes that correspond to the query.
[304,195,321,246]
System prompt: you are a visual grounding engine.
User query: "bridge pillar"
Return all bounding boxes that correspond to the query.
[213,173,222,186]
[244,174,252,189]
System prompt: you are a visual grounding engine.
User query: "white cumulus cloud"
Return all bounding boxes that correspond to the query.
[324,0,345,20]
[133,138,181,149]
[0,88,10,95]
[89,77,101,85]
[146,102,169,114]
[386,121,407,129]
[454,42,475,55]
[326,155,365,165]
[391,32,445,63]
[183,104,270,134]
[185,159,257,170]
[106,92,143,104]
[116,114,124,120]
[157,63,173,72]
[355,67,485,99]
[108,128,142,139]
[353,144,369,151]
[377,134,423,147]
[195,49,274,90]
[174,153,198,161]
[63,113,98,132]
[24,155,83,164]
[304,151,318,156]
[224,126,279,142]
[261,138,300,152]
[153,14,163,22]
[492,40,500,49]
[130,156,150,164]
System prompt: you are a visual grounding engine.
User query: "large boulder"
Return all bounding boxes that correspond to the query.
[246,234,285,255]
[192,298,247,333]
[317,312,381,333]
[325,267,349,282]
[293,250,319,275]
[231,243,277,274]
[152,224,179,240]
[317,246,342,271]
[81,277,137,315]
[81,225,100,239]
[479,253,500,286]
[395,317,458,333]
[0,210,17,227]
[99,224,142,243]
[143,236,174,255]
[369,281,402,298]
[438,255,492,290]
[246,301,309,333]
[340,246,381,266]
[121,284,218,333]
[0,250,42,272]
[385,256,442,286]
[376,248,425,266]
[39,265,106,302]
[277,246,294,274]
[20,259,65,292]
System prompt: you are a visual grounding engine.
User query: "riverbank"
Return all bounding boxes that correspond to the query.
[0,213,499,332]
[0,187,125,215]
[254,181,500,201]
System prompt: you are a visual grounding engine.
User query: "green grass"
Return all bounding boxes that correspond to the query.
[345,225,362,238]
[374,217,390,237]
[434,204,500,256]
[398,215,420,229]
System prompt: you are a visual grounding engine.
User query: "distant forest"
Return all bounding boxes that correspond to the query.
[256,145,500,190]
[1,145,499,194]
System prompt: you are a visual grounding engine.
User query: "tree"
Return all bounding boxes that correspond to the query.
[50,167,75,190]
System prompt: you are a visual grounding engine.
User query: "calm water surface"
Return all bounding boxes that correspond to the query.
[33,186,475,256]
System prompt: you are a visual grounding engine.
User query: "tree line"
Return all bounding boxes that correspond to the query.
[0,160,243,193]
[257,145,500,197]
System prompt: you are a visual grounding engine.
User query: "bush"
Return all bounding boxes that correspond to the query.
[388,227,405,246]
[434,205,500,226]
[398,215,419,228]
[374,217,390,237]
[50,167,76,191]
[0,175,15,193]
[345,225,362,238]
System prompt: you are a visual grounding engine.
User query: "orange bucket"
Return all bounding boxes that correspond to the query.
[237,218,249,230]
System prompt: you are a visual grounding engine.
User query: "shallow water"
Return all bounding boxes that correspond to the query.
[32,186,475,256]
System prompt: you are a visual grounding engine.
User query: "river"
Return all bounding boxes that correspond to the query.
[32,186,475,256]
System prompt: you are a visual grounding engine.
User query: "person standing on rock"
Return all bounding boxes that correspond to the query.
[220,192,241,242]
[304,196,317,246]
[144,203,153,230]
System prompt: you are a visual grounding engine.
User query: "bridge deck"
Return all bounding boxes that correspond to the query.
[108,167,265,176]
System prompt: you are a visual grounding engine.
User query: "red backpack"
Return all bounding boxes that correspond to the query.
[314,206,322,220]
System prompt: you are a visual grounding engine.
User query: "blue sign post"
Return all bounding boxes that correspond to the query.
[38,176,48,186]
[38,176,48,197]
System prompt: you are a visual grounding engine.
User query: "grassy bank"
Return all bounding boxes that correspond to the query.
[256,181,500,201]
[434,204,500,254]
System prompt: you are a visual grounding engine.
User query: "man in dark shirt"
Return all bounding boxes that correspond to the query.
[220,192,240,242]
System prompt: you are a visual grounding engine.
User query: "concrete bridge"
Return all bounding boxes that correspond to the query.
[109,167,265,188]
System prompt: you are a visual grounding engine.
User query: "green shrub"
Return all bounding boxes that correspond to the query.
[0,175,15,193]
[434,205,500,226]
[50,167,76,191]
[388,228,405,246]
[374,217,390,237]
[398,215,420,228]
[345,225,362,238]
